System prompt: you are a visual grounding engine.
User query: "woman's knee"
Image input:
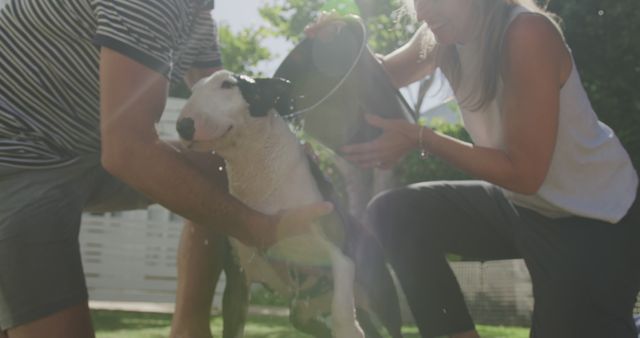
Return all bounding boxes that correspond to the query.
[365,185,444,249]
[366,183,445,224]
[366,188,413,232]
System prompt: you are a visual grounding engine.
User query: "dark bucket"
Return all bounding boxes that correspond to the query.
[274,18,416,151]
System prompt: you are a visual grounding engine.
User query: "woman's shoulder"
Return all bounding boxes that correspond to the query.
[505,12,564,44]
[502,12,572,84]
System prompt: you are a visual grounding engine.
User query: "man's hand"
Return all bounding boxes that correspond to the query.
[245,202,334,250]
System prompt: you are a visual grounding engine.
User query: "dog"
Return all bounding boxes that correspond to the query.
[176,70,403,338]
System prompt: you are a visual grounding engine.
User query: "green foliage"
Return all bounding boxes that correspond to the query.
[259,0,324,44]
[320,0,361,15]
[259,0,415,54]
[548,0,640,168]
[395,119,471,185]
[168,23,273,98]
[218,25,273,76]
[250,285,289,307]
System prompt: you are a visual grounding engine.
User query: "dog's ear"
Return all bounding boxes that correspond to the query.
[234,75,294,117]
[270,78,295,117]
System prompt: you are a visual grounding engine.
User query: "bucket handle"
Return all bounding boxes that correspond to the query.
[283,19,368,121]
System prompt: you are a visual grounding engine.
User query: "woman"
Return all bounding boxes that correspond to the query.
[325,0,639,337]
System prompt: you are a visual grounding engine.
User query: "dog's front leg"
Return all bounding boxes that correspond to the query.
[222,243,250,338]
[326,245,365,338]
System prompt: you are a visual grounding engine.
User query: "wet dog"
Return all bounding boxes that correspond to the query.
[176,70,403,338]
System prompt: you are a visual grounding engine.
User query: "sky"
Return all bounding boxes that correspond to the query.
[213,1,293,75]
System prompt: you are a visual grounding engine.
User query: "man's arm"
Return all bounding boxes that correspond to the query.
[184,67,221,88]
[99,47,266,245]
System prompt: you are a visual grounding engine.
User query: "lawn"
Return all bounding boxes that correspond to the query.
[92,310,530,338]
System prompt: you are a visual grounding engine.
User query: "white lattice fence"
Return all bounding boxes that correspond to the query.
[451,260,533,326]
[447,260,639,326]
[80,207,226,310]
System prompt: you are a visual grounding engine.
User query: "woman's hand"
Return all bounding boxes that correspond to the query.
[340,114,420,170]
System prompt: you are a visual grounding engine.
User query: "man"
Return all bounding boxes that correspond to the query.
[0,1,331,337]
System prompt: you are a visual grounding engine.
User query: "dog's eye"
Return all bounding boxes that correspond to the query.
[221,80,236,89]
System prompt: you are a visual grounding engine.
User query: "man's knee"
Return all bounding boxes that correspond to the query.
[6,303,93,338]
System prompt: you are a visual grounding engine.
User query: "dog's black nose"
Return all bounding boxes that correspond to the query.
[176,117,195,141]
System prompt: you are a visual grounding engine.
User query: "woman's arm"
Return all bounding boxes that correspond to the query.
[343,15,571,195]
[421,15,570,194]
[381,24,438,88]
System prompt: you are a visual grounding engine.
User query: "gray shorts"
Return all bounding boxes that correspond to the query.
[0,155,152,329]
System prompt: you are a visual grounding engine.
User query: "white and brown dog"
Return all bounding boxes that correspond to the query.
[176,70,403,338]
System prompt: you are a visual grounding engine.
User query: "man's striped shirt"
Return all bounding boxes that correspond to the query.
[0,0,221,168]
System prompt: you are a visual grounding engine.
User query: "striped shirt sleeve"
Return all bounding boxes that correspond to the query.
[192,12,222,69]
[92,0,185,77]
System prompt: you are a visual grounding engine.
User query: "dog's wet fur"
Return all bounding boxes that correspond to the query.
[177,70,403,338]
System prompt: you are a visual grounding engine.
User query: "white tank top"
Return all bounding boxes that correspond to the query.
[456,6,638,223]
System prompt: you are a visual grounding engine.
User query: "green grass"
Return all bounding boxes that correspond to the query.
[92,310,530,338]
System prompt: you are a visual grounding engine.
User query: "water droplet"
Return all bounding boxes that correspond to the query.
[218,166,224,171]
[204,239,209,245]
[211,150,216,155]
[598,9,605,16]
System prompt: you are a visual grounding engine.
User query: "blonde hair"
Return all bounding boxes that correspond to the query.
[402,0,562,110]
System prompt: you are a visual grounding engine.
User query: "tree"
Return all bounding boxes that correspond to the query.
[259,0,415,53]
[169,23,273,98]
[548,0,640,168]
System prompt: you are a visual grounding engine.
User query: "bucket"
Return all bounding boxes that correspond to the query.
[274,17,417,152]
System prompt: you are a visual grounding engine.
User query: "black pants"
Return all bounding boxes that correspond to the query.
[366,181,640,338]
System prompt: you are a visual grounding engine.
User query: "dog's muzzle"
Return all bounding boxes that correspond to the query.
[176,117,195,141]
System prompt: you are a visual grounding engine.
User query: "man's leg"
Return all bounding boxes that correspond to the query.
[170,221,226,338]
[6,303,93,338]
[0,160,101,338]
[169,151,229,338]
